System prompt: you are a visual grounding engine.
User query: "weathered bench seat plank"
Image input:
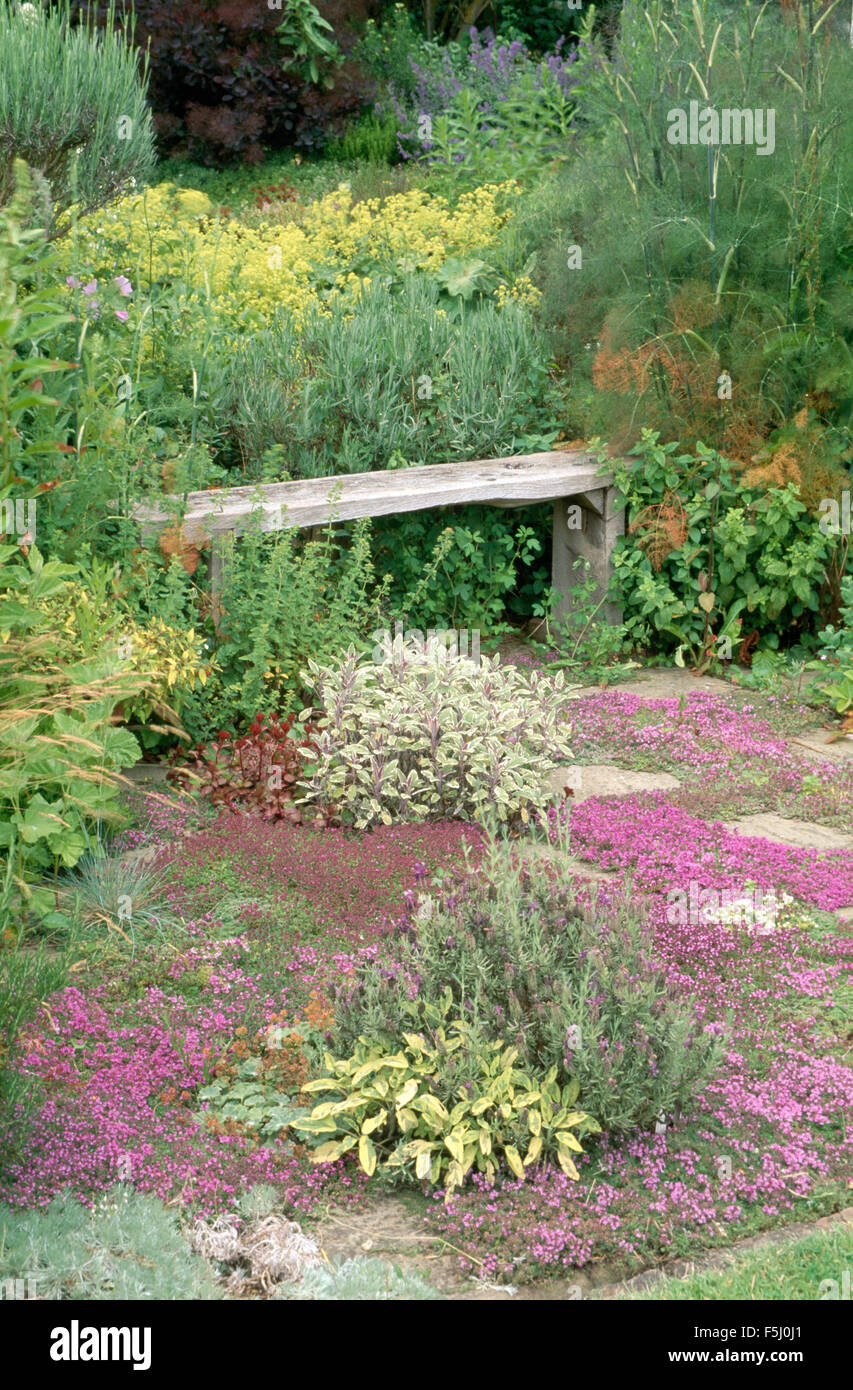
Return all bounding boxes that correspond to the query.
[134,451,609,539]
[133,450,624,625]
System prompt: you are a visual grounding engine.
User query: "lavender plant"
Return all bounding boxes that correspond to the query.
[384,26,580,178]
[332,836,723,1135]
[0,0,155,237]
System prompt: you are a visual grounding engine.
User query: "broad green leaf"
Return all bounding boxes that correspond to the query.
[524,1135,543,1166]
[556,1147,580,1180]
[556,1130,583,1152]
[361,1108,388,1136]
[312,1138,356,1163]
[396,1077,418,1108]
[358,1134,377,1176]
[504,1145,525,1180]
[444,1132,465,1164]
[562,1080,580,1107]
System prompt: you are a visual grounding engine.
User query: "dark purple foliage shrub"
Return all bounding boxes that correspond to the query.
[69,0,379,165]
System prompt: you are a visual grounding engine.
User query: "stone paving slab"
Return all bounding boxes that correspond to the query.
[545,762,680,802]
[123,761,172,786]
[118,845,160,867]
[788,730,853,762]
[722,812,853,853]
[570,668,735,701]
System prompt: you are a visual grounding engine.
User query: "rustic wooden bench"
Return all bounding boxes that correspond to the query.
[133,449,624,629]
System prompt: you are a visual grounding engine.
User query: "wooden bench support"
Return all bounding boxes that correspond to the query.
[208,533,229,632]
[552,488,625,629]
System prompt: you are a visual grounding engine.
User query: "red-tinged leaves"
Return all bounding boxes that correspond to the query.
[169,709,325,823]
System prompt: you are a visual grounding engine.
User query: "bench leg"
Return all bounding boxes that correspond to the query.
[208,534,228,633]
[551,487,624,629]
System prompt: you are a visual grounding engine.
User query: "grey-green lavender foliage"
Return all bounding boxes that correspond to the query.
[202,276,561,479]
[0,0,156,235]
[332,835,724,1135]
[0,1186,223,1299]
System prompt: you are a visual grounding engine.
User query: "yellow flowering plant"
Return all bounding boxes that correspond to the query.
[32,579,212,742]
[60,179,528,332]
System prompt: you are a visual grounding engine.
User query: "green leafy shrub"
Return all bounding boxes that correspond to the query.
[352,4,425,98]
[373,504,551,632]
[0,160,76,493]
[179,516,390,741]
[0,1,155,236]
[273,0,341,88]
[296,646,575,829]
[605,432,841,662]
[332,838,723,1135]
[0,1185,222,1299]
[498,0,606,53]
[293,1004,597,1195]
[809,573,853,718]
[326,107,400,164]
[0,542,145,930]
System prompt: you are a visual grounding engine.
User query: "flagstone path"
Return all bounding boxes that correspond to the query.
[721,813,853,853]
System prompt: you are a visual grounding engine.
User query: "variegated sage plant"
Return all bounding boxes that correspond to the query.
[296,644,574,829]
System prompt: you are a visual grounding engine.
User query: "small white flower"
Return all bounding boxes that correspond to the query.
[18,3,39,24]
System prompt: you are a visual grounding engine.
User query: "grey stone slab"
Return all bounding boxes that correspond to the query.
[570,668,734,700]
[545,762,680,803]
[722,812,853,852]
[788,731,853,762]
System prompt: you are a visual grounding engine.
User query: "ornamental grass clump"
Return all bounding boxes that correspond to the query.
[295,645,575,829]
[332,839,723,1135]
